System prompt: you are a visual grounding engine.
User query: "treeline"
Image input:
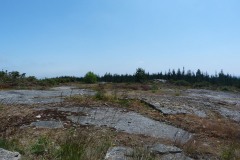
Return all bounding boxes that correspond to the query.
[0,70,81,88]
[0,70,38,88]
[99,68,240,88]
[1,68,240,89]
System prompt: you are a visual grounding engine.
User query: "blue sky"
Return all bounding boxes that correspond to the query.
[1,0,240,78]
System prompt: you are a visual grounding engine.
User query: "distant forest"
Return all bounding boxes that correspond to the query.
[1,68,240,89]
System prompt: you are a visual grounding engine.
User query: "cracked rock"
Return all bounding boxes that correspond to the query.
[105,147,133,160]
[147,144,182,154]
[0,148,21,160]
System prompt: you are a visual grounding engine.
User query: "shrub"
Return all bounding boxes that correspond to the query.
[84,71,97,84]
[193,81,211,88]
[135,68,146,83]
[173,80,191,86]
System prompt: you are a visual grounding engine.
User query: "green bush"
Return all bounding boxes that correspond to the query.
[193,81,211,88]
[173,80,191,86]
[135,68,147,83]
[84,71,97,84]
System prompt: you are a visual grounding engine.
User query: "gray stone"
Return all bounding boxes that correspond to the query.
[147,144,182,154]
[161,153,193,160]
[0,148,21,160]
[0,87,96,105]
[142,98,207,118]
[185,89,240,122]
[105,147,133,160]
[219,107,240,122]
[54,106,192,143]
[30,121,63,128]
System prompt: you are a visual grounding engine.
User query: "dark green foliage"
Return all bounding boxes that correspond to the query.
[0,138,10,149]
[84,71,97,84]
[95,91,107,100]
[1,68,240,89]
[193,81,211,88]
[174,80,191,86]
[135,68,147,83]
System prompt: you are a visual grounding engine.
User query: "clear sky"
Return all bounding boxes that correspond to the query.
[1,0,240,78]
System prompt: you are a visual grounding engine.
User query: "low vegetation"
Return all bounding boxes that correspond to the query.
[1,68,240,90]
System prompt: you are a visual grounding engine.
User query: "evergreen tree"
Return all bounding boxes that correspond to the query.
[135,68,146,83]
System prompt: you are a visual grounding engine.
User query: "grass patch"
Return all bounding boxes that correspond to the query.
[174,90,181,96]
[30,136,49,155]
[221,143,240,160]
[56,128,112,160]
[131,147,157,160]
[0,138,24,154]
[151,84,158,93]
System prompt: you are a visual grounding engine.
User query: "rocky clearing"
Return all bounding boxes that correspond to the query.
[0,84,240,159]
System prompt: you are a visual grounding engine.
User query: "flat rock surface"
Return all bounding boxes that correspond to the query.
[30,120,64,128]
[0,148,21,160]
[105,145,193,160]
[105,147,133,160]
[147,144,182,154]
[141,89,240,122]
[54,106,192,143]
[0,87,95,104]
[141,97,207,118]
[160,153,193,160]
[185,89,240,122]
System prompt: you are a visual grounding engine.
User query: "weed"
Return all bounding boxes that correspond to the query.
[95,91,107,100]
[0,138,24,154]
[56,129,112,160]
[221,144,240,160]
[174,80,191,86]
[30,136,49,155]
[117,99,130,107]
[131,147,156,160]
[174,90,180,96]
[151,84,158,93]
[221,148,235,160]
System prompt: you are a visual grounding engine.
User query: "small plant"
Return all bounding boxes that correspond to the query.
[221,147,235,160]
[174,90,181,96]
[193,81,211,88]
[174,80,191,86]
[117,99,130,107]
[95,91,106,100]
[131,147,156,160]
[151,84,158,93]
[30,136,49,155]
[0,138,10,149]
[221,144,240,160]
[56,129,112,160]
[0,138,24,154]
[57,137,85,159]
